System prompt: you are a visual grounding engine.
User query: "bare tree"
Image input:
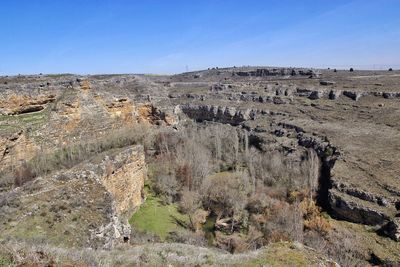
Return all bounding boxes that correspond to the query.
[307,149,320,198]
[180,189,203,231]
[175,138,211,190]
[233,130,239,170]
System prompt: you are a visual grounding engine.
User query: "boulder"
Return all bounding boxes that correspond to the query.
[273,96,286,105]
[210,83,231,92]
[320,80,335,86]
[381,218,400,241]
[329,90,342,100]
[395,200,400,211]
[343,91,365,101]
[309,90,325,100]
[383,92,400,99]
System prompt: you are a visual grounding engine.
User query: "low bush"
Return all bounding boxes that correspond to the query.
[13,161,35,187]
[201,172,250,220]
[300,199,331,236]
[153,174,179,204]
[304,216,331,236]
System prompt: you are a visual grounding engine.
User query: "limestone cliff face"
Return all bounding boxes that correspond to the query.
[0,94,56,115]
[179,104,261,126]
[99,145,147,220]
[0,131,38,172]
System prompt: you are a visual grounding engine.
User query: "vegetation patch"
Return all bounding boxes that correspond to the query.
[129,193,189,241]
[240,242,316,267]
[0,252,14,267]
[0,109,49,134]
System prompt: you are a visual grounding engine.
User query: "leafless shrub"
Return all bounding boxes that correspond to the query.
[246,193,273,214]
[153,174,179,204]
[201,172,250,229]
[261,200,304,243]
[303,230,327,253]
[154,130,180,155]
[175,138,212,190]
[13,161,35,187]
[179,189,202,231]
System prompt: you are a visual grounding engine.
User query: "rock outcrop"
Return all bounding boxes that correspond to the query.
[0,145,147,249]
[233,68,317,78]
[381,218,400,241]
[99,146,147,220]
[328,89,342,100]
[328,189,390,225]
[308,90,325,100]
[0,94,56,115]
[166,86,400,105]
[179,104,261,125]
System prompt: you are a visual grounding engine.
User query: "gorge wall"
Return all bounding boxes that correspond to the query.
[176,102,399,237]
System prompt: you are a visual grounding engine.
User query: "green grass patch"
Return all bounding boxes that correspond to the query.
[0,109,49,134]
[129,194,189,241]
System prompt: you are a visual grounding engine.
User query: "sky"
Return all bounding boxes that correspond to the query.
[1,0,400,75]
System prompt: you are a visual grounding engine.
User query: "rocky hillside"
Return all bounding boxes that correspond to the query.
[0,68,399,266]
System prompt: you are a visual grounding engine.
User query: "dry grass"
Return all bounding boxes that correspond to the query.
[0,240,276,267]
[300,199,331,236]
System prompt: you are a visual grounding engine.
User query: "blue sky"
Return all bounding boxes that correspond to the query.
[1,0,399,75]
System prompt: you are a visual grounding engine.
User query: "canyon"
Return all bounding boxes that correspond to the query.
[0,67,399,266]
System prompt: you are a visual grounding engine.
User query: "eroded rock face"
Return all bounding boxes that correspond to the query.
[332,181,390,207]
[179,104,260,125]
[0,145,147,249]
[166,85,400,105]
[0,131,38,173]
[99,146,147,220]
[328,189,390,225]
[233,68,317,78]
[55,145,148,248]
[0,94,56,115]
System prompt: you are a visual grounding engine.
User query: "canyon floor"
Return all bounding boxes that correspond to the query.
[0,67,399,266]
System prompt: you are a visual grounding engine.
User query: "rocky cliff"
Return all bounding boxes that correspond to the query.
[0,145,147,249]
[99,146,147,220]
